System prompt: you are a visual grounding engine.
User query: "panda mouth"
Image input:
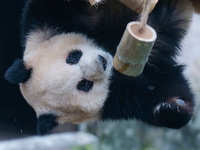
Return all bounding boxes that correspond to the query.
[77,79,94,92]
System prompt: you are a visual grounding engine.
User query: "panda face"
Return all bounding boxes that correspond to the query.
[20,30,113,124]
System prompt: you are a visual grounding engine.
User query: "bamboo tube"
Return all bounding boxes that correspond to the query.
[119,0,158,14]
[113,21,157,76]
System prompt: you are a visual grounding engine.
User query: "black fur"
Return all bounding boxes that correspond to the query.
[5,59,32,84]
[13,0,194,133]
[37,114,58,135]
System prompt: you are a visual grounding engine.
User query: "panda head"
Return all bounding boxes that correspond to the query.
[5,29,113,134]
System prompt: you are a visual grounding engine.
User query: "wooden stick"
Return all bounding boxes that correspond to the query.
[119,0,158,14]
[113,21,157,76]
[191,0,200,13]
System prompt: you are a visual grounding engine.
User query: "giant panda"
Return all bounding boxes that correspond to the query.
[5,0,197,135]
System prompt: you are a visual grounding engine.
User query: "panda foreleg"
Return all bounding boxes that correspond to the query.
[103,66,195,129]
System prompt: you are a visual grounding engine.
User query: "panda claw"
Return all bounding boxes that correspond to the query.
[153,101,191,128]
[177,106,180,113]
[175,99,186,106]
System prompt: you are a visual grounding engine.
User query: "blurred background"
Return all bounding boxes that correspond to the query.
[0,1,200,150]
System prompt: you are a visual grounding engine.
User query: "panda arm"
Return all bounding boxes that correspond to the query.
[102,59,194,129]
[101,0,195,128]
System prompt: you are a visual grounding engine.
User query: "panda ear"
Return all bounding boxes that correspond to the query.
[37,114,58,135]
[4,59,32,84]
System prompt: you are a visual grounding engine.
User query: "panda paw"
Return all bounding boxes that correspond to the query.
[153,99,192,129]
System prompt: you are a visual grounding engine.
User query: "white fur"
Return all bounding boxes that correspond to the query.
[20,30,113,124]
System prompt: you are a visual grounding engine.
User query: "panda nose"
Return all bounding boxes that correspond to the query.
[98,55,107,71]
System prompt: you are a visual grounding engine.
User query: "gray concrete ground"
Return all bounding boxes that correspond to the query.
[0,122,77,141]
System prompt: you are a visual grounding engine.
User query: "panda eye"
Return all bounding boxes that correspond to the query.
[77,79,93,92]
[67,50,82,64]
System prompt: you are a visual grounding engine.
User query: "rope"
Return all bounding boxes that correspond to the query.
[139,0,152,33]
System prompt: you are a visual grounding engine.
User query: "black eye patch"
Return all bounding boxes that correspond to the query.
[77,79,94,92]
[67,50,82,65]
